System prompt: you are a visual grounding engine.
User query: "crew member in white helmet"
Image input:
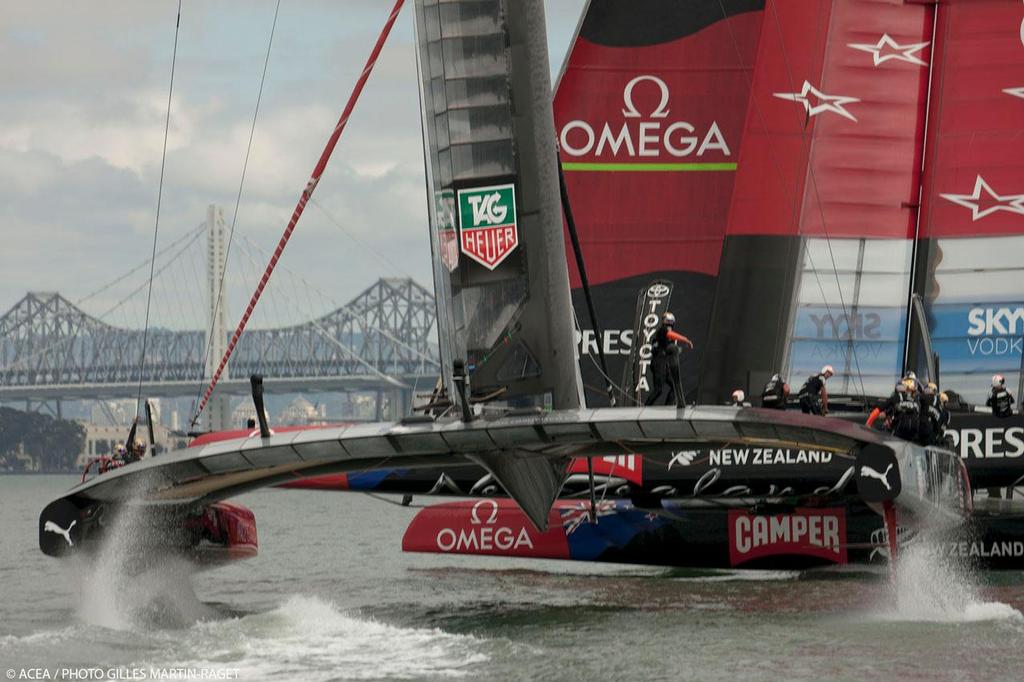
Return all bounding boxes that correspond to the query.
[798,365,834,415]
[987,374,1015,418]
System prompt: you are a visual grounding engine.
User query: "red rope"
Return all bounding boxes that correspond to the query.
[194,0,406,424]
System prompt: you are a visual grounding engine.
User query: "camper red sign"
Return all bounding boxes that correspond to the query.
[728,508,847,566]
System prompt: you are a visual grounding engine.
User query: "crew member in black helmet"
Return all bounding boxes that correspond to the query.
[919,381,950,446]
[760,373,789,410]
[645,311,693,407]
[987,374,1016,418]
[798,365,834,415]
[886,378,920,442]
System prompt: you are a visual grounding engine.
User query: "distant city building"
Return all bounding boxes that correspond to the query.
[76,421,187,468]
[277,397,327,425]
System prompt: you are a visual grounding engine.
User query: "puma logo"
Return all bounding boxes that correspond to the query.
[860,464,894,491]
[44,520,76,547]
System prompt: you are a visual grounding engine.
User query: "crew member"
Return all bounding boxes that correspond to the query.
[760,373,789,410]
[919,382,949,446]
[129,438,147,463]
[729,389,750,407]
[886,378,920,442]
[987,375,1016,418]
[110,442,128,469]
[798,365,834,415]
[645,312,693,408]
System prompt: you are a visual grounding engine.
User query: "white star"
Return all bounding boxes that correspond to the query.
[848,34,930,66]
[1005,87,1024,100]
[939,175,1024,221]
[773,81,861,122]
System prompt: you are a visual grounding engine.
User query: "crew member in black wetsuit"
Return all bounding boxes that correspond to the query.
[798,365,833,415]
[645,312,693,407]
[760,373,789,410]
[885,378,920,441]
[987,375,1016,417]
[917,382,952,446]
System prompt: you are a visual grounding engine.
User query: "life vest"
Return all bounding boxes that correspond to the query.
[761,375,785,407]
[992,388,1014,418]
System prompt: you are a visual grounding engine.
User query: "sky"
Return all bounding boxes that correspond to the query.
[0,0,587,330]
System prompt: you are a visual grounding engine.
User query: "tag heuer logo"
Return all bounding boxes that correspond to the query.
[457,183,518,270]
[434,190,459,272]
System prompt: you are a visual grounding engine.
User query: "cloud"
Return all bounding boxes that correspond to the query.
[0,0,586,332]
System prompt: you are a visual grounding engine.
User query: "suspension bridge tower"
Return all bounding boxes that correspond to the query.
[205,205,231,431]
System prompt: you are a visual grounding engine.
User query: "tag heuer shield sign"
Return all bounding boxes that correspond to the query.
[434,189,459,272]
[456,183,518,270]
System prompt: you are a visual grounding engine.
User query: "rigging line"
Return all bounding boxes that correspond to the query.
[713,0,839,381]
[768,0,868,399]
[770,1,869,400]
[193,0,407,426]
[230,236,408,386]
[136,0,183,419]
[309,196,413,279]
[571,306,635,405]
[233,232,439,367]
[194,0,283,414]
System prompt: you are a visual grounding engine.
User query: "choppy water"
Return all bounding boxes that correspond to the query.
[3,476,1024,681]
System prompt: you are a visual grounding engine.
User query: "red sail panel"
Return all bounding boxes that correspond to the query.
[554,2,764,283]
[702,0,935,401]
[912,1,1024,404]
[797,0,932,239]
[553,1,766,406]
[724,0,832,237]
[726,0,931,238]
[918,1,1024,239]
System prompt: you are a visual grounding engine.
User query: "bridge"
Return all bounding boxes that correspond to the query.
[0,207,440,427]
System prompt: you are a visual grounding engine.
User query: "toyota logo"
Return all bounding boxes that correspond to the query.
[647,283,670,298]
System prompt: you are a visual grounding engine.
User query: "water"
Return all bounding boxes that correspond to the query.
[3,476,1024,681]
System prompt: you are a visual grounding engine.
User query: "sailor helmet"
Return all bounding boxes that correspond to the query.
[662,312,676,326]
[821,365,835,377]
[993,374,1006,387]
[731,389,745,403]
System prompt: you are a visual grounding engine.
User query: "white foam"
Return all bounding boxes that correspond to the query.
[160,595,488,680]
[676,570,802,583]
[76,502,217,630]
[873,541,1023,624]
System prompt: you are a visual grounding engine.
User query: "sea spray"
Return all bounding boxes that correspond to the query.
[877,530,1023,623]
[77,497,217,630]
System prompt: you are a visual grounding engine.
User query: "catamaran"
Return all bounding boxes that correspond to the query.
[39,0,1024,573]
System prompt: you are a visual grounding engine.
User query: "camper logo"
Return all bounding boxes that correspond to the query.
[457,183,518,270]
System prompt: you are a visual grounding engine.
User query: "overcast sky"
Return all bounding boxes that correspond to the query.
[0,0,586,330]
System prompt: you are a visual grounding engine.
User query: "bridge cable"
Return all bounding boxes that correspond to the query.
[192,0,407,426]
[193,0,283,418]
[135,0,182,421]
[233,232,439,368]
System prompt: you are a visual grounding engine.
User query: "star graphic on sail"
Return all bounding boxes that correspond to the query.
[848,34,930,66]
[773,81,860,122]
[940,175,1024,221]
[1004,87,1024,101]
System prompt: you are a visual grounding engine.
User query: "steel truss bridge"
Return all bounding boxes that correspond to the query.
[0,278,440,403]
